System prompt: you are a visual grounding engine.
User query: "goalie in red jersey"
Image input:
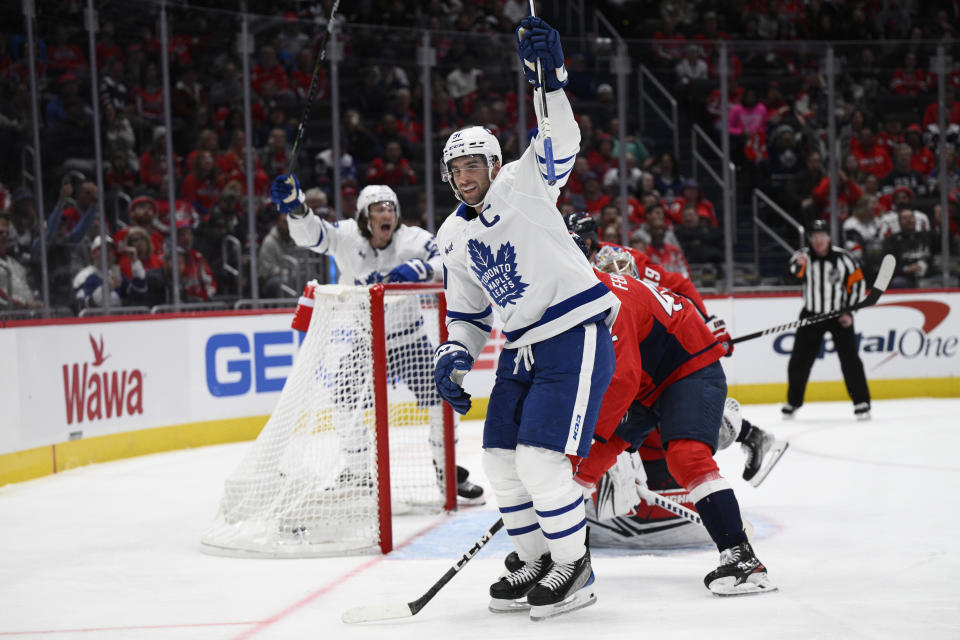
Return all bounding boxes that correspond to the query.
[572,237,778,596]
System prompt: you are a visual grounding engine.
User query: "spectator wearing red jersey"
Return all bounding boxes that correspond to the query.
[105,147,137,193]
[167,219,217,302]
[667,179,718,227]
[133,62,164,124]
[389,87,423,145]
[693,11,731,58]
[217,129,262,179]
[851,126,892,179]
[645,219,690,277]
[365,141,417,187]
[139,127,181,189]
[47,26,87,75]
[116,196,165,258]
[94,21,123,70]
[812,167,863,220]
[185,129,221,173]
[922,87,960,128]
[290,47,328,102]
[874,112,903,157]
[652,11,687,63]
[904,124,935,176]
[890,52,930,96]
[582,172,612,215]
[182,150,223,215]
[587,136,617,178]
[252,45,290,98]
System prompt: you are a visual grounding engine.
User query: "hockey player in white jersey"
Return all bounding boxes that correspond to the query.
[432,17,619,620]
[267,180,484,503]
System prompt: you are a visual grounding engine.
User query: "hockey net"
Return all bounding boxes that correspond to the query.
[201,283,455,557]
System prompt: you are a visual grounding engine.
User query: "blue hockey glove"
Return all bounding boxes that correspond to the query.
[356,271,384,285]
[386,259,434,283]
[434,342,474,415]
[269,173,306,215]
[516,17,568,90]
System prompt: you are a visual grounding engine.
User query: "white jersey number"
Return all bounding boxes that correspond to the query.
[639,279,683,317]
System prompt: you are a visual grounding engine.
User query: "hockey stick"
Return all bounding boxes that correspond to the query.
[341,518,504,623]
[730,253,896,345]
[635,485,702,526]
[284,0,341,177]
[527,0,556,185]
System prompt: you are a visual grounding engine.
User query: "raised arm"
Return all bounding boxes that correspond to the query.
[516,17,579,195]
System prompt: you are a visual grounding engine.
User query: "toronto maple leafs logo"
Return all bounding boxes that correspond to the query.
[468,239,528,307]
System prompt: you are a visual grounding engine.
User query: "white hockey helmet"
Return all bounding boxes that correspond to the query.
[593,245,639,279]
[440,126,501,202]
[356,184,400,237]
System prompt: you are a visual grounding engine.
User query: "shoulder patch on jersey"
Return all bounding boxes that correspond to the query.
[467,239,528,307]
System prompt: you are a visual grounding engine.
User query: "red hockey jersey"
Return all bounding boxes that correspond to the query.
[592,270,725,442]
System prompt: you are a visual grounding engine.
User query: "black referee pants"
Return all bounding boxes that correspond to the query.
[786,313,870,408]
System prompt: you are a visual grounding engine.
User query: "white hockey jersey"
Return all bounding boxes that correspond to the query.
[437,88,620,358]
[287,215,443,347]
[287,216,443,285]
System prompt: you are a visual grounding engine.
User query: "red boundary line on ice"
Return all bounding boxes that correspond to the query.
[0,516,452,637]
[230,516,453,639]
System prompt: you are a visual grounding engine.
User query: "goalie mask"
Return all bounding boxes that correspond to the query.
[356,184,400,239]
[440,126,501,204]
[593,245,639,279]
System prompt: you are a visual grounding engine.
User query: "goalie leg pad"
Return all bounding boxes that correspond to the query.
[516,444,587,564]
[483,447,548,560]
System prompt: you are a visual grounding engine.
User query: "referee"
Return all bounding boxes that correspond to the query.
[783,219,871,420]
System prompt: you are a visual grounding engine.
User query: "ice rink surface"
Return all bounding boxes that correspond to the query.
[2,398,959,639]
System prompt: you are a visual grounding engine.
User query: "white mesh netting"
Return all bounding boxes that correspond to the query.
[200,284,451,557]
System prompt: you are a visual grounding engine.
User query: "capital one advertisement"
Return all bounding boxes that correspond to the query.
[2,290,957,456]
[716,291,960,385]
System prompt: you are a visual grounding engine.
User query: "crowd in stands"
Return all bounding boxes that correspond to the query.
[1,0,959,313]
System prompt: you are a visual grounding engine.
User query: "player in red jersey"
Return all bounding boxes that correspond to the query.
[573,240,777,596]
[564,211,730,354]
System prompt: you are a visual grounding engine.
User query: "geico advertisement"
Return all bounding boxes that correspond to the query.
[721,291,960,384]
[191,313,304,420]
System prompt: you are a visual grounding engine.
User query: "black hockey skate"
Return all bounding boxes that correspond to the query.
[489,552,551,613]
[704,540,777,596]
[526,548,597,621]
[457,465,486,505]
[781,403,797,419]
[741,423,789,487]
[854,402,871,421]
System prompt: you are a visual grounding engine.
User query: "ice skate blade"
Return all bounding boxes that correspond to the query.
[529,587,597,621]
[488,597,530,613]
[855,412,871,421]
[457,495,487,506]
[749,441,790,488]
[709,575,778,597]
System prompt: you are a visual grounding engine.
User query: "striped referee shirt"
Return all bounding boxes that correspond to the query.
[789,246,866,314]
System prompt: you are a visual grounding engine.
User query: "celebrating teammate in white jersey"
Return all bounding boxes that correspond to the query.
[266,180,484,503]
[432,17,619,621]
